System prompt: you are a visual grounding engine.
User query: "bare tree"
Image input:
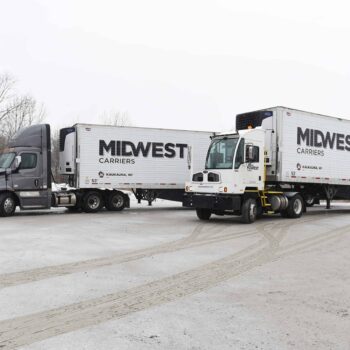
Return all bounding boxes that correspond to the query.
[0,74,17,123]
[0,73,45,150]
[99,110,132,127]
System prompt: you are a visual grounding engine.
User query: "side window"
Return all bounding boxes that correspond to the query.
[234,139,245,169]
[251,146,259,163]
[245,145,260,163]
[20,153,37,170]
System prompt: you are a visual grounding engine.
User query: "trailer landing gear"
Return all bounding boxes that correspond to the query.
[134,189,157,206]
[323,185,337,210]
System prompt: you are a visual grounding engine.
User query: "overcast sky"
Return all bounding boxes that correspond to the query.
[1,0,350,131]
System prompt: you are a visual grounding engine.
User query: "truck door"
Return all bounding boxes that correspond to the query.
[242,142,264,190]
[12,151,50,209]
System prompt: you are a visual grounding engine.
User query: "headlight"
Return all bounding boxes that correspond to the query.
[185,186,192,192]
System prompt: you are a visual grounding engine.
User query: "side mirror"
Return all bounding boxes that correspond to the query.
[246,145,254,162]
[13,155,22,170]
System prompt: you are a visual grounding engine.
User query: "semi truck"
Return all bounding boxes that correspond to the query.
[0,123,213,217]
[183,106,350,223]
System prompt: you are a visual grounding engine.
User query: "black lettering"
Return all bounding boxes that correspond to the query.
[324,131,336,149]
[152,142,164,157]
[176,143,188,158]
[164,143,176,158]
[99,140,115,156]
[297,127,310,146]
[131,142,151,157]
[337,133,345,150]
[122,141,133,156]
[314,130,323,147]
[346,135,350,151]
[116,141,121,156]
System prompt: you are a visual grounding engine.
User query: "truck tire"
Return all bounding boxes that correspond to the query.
[106,191,125,211]
[0,193,16,217]
[280,194,303,219]
[241,198,257,224]
[196,208,211,220]
[82,191,104,213]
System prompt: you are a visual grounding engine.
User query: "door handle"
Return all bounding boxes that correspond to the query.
[34,179,39,187]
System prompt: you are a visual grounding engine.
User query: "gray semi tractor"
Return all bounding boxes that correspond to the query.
[0,123,212,217]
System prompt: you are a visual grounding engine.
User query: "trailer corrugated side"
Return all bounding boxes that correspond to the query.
[74,124,213,190]
[272,107,350,185]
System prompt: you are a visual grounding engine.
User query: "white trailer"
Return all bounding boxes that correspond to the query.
[0,123,213,217]
[60,124,214,211]
[184,107,350,223]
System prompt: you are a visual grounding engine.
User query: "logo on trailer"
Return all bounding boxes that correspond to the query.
[296,163,301,171]
[98,171,104,178]
[98,140,188,164]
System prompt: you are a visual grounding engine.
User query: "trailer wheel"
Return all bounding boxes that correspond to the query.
[196,208,211,220]
[241,198,257,224]
[0,193,16,217]
[106,191,125,211]
[82,191,104,213]
[280,194,303,219]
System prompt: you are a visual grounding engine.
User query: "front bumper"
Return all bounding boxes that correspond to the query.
[183,192,241,211]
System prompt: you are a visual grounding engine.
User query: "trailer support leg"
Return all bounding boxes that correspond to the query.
[324,185,336,210]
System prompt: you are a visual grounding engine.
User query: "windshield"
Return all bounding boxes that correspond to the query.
[0,153,15,169]
[205,137,239,169]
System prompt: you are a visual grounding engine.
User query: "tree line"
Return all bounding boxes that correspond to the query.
[0,73,44,150]
[0,72,131,182]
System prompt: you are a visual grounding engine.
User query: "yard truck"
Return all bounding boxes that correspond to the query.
[0,123,213,216]
[183,106,350,223]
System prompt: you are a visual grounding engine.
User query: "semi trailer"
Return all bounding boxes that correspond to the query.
[184,106,350,223]
[0,123,213,217]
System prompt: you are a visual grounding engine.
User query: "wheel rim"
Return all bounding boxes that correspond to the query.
[293,198,303,215]
[4,198,15,214]
[111,194,124,208]
[88,195,100,210]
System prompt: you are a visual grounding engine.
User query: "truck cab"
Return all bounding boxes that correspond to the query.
[183,124,304,223]
[0,125,52,216]
[187,128,265,195]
